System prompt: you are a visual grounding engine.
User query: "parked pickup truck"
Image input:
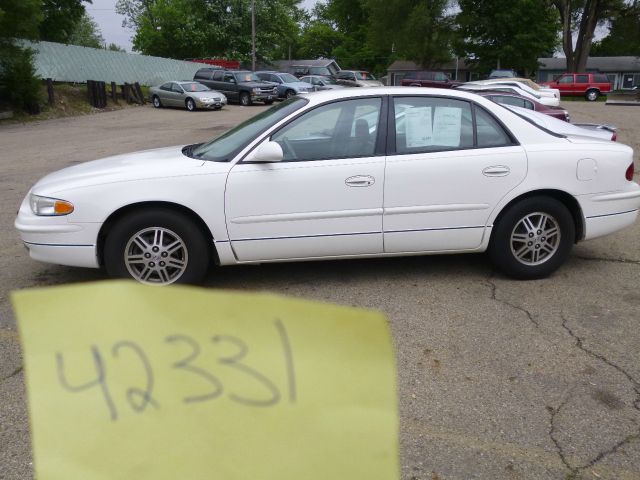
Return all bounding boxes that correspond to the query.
[194,68,278,106]
[542,73,611,101]
[400,70,462,88]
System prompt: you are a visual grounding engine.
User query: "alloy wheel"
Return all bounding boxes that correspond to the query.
[509,212,561,266]
[124,227,188,284]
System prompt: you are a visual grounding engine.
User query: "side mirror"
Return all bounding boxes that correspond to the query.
[245,141,283,163]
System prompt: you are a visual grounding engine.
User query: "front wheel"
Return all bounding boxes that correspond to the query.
[585,89,599,101]
[285,90,295,99]
[185,98,196,111]
[104,209,210,285]
[239,92,251,106]
[152,95,162,108]
[488,197,575,279]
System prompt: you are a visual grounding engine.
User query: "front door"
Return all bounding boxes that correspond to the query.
[383,96,527,253]
[225,97,386,262]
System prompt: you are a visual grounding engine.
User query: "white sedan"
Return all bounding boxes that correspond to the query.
[15,87,640,284]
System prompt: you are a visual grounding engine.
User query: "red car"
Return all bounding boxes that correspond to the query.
[473,90,571,122]
[542,73,611,101]
[400,70,462,88]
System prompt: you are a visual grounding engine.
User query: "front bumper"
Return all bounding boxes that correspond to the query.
[251,91,277,102]
[15,196,100,268]
[196,98,227,109]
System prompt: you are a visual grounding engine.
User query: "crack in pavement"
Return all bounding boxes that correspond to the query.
[574,255,640,266]
[0,365,23,383]
[554,313,640,474]
[485,275,540,329]
[548,392,576,473]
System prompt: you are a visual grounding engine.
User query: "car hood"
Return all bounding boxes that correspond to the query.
[32,145,214,195]
[358,80,384,87]
[191,91,225,99]
[241,81,276,88]
[284,81,313,89]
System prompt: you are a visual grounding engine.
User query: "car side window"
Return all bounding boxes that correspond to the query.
[212,71,223,81]
[434,72,448,81]
[224,74,235,83]
[576,74,589,83]
[271,97,382,162]
[160,82,172,91]
[195,69,212,80]
[393,97,474,154]
[523,100,534,110]
[493,95,526,108]
[558,75,573,84]
[475,106,512,148]
[171,84,183,93]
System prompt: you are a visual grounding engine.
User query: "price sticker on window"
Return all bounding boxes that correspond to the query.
[13,281,398,480]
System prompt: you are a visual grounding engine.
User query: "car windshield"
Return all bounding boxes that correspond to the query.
[354,71,376,80]
[180,82,210,92]
[279,73,299,83]
[190,98,308,162]
[235,72,261,82]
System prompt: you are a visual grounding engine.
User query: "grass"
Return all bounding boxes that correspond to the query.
[0,81,147,125]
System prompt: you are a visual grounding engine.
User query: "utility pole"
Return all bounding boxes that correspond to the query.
[251,0,256,71]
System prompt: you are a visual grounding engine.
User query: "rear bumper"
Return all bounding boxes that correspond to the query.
[579,183,640,240]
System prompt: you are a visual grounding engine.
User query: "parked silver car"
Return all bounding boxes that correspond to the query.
[150,81,227,111]
[299,75,346,91]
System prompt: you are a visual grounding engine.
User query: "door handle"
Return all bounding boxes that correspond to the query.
[482,166,510,177]
[345,175,375,187]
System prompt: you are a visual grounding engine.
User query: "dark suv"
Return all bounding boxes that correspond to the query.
[400,71,462,88]
[193,68,278,106]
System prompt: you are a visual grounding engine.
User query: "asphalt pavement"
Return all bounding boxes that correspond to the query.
[1,101,639,480]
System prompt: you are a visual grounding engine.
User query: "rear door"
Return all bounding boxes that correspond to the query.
[383,95,528,253]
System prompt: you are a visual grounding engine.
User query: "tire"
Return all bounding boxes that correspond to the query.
[264,99,274,105]
[185,98,196,111]
[239,92,251,106]
[285,90,295,99]
[585,89,599,101]
[488,197,575,280]
[152,95,162,108]
[104,208,210,285]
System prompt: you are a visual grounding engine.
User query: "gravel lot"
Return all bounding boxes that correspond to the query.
[1,101,639,480]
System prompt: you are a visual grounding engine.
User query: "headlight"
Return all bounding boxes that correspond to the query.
[200,97,213,102]
[29,194,74,216]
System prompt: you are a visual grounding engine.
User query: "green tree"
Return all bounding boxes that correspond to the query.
[297,20,344,59]
[456,0,559,76]
[591,0,640,56]
[106,42,126,52]
[116,0,303,63]
[68,11,104,48]
[0,0,42,112]
[40,0,92,44]
[551,0,625,71]
[366,0,455,71]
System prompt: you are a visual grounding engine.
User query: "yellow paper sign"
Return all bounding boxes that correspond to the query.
[13,281,398,480]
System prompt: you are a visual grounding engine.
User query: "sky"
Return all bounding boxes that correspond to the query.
[86,0,319,52]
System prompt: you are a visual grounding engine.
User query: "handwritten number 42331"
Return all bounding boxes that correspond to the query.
[55,319,296,421]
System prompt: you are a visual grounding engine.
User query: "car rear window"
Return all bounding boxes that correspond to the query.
[594,74,610,83]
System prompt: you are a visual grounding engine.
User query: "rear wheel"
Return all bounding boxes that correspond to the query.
[585,89,599,101]
[185,98,196,111]
[240,92,251,106]
[152,95,162,108]
[489,197,575,279]
[104,209,210,285]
